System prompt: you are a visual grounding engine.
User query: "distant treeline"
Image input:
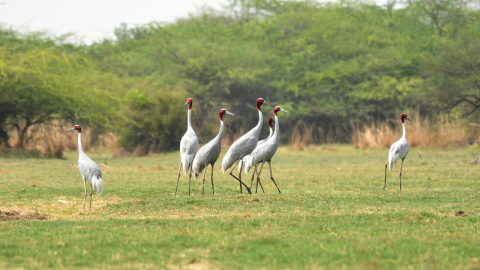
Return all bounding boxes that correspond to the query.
[1,0,480,153]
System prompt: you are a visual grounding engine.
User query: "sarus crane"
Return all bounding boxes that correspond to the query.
[240,117,274,193]
[383,113,411,191]
[67,125,103,211]
[192,108,234,195]
[175,98,199,196]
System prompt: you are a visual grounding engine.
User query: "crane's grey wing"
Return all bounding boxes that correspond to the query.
[222,134,259,172]
[251,141,277,165]
[180,132,199,175]
[244,141,277,174]
[256,138,267,148]
[232,136,258,159]
[399,141,410,159]
[78,157,102,181]
[192,142,216,175]
[180,131,198,156]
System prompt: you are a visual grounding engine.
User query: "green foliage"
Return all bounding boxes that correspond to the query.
[2,0,480,150]
[116,86,187,152]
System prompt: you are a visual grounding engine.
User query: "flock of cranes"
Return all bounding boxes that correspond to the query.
[175,97,289,196]
[66,97,411,211]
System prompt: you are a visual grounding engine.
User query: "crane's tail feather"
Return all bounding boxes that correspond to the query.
[244,155,253,175]
[91,175,103,195]
[238,160,244,173]
[222,153,233,174]
[192,163,203,181]
[182,155,190,176]
[388,147,398,171]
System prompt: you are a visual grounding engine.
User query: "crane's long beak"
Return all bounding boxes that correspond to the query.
[225,110,234,116]
[66,127,75,133]
[280,107,290,114]
[183,101,189,106]
[407,117,412,123]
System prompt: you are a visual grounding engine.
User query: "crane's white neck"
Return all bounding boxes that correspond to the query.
[273,115,280,141]
[78,133,86,156]
[187,108,193,131]
[402,122,406,139]
[268,126,273,139]
[255,110,263,137]
[216,120,224,140]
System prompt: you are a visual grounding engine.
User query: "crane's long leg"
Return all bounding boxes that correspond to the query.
[238,161,243,194]
[228,160,252,194]
[256,162,266,194]
[249,165,257,189]
[211,163,215,195]
[268,161,281,193]
[399,159,404,191]
[202,165,208,195]
[188,165,193,196]
[89,182,93,211]
[239,161,244,194]
[252,165,264,194]
[175,163,182,196]
[256,172,265,194]
[383,161,388,191]
[83,180,87,212]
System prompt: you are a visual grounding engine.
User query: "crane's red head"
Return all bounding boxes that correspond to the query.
[273,106,289,116]
[268,117,274,128]
[67,125,81,133]
[256,98,267,111]
[183,98,193,110]
[219,108,234,121]
[401,113,411,123]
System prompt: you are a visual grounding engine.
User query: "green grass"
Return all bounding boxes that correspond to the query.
[1,145,480,269]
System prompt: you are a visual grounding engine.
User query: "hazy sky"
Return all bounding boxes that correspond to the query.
[0,0,225,44]
[0,0,388,44]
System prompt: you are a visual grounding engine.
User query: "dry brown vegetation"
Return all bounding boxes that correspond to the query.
[6,123,119,157]
[3,115,475,157]
[352,115,472,149]
[290,120,317,150]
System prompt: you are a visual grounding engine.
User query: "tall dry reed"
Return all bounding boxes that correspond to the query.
[7,123,99,157]
[352,115,468,148]
[290,120,317,150]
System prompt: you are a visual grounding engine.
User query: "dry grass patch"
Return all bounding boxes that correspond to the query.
[0,207,48,221]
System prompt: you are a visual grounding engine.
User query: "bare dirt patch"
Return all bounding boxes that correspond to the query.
[0,207,48,221]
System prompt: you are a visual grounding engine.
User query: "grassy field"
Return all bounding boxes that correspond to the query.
[1,145,480,269]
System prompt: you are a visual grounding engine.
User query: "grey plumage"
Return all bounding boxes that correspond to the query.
[388,138,410,171]
[222,107,264,172]
[78,153,103,195]
[180,127,199,175]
